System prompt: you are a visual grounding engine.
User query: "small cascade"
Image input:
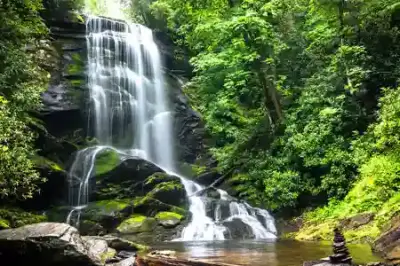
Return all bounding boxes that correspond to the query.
[174,179,277,241]
[66,13,277,241]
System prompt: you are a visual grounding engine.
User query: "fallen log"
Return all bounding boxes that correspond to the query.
[137,253,241,266]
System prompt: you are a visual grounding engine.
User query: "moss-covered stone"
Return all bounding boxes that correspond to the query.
[100,248,116,264]
[80,199,133,225]
[92,199,132,213]
[116,215,157,234]
[155,211,183,221]
[0,219,10,229]
[67,53,84,75]
[155,211,183,228]
[144,172,170,185]
[133,195,187,217]
[33,155,64,172]
[79,220,105,236]
[104,236,149,252]
[95,149,120,176]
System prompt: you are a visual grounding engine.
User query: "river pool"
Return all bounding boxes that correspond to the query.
[151,239,381,266]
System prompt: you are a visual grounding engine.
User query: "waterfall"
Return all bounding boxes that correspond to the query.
[66,14,277,241]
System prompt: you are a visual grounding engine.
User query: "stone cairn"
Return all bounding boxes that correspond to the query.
[329,228,352,264]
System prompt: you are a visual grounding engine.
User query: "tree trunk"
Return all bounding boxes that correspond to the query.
[258,62,282,125]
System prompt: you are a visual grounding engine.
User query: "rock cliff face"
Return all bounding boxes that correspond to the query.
[38,16,210,168]
[28,13,210,241]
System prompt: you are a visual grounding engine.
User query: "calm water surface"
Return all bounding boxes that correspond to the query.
[151,240,381,266]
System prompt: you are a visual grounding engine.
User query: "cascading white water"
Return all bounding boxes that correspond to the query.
[173,179,277,241]
[67,11,277,241]
[67,16,176,224]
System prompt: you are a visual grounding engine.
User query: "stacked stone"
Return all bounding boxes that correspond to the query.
[329,228,352,264]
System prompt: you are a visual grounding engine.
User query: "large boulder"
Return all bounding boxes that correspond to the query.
[78,199,135,235]
[0,223,104,266]
[340,213,375,230]
[116,215,157,234]
[222,218,255,239]
[115,213,188,243]
[194,170,220,187]
[94,157,165,200]
[154,212,184,228]
[373,219,400,264]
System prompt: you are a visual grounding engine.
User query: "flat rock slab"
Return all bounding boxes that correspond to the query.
[0,222,103,266]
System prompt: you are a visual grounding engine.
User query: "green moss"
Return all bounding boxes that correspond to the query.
[67,53,84,75]
[0,208,47,228]
[126,214,147,224]
[153,181,184,192]
[133,196,187,216]
[80,199,133,225]
[294,220,337,241]
[145,172,169,185]
[95,149,120,176]
[0,219,10,229]
[192,164,207,176]
[92,199,132,212]
[70,79,84,87]
[344,224,381,243]
[117,214,157,234]
[100,248,116,263]
[155,211,183,221]
[129,242,149,252]
[33,156,64,172]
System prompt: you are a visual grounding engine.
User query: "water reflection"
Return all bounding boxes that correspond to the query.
[151,240,381,266]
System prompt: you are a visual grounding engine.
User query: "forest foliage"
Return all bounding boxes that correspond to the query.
[129,0,400,218]
[0,0,50,200]
[0,0,83,201]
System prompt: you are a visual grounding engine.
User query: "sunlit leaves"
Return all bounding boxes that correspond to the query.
[145,0,400,213]
[0,0,50,200]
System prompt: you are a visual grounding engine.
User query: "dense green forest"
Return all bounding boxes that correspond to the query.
[1,0,400,242]
[136,0,400,241]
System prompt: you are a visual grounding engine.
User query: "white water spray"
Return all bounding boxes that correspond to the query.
[67,7,277,241]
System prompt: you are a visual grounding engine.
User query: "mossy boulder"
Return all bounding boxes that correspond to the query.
[90,199,132,214]
[132,195,187,217]
[100,248,117,264]
[79,220,106,236]
[155,212,183,228]
[94,157,165,200]
[340,213,375,230]
[77,199,134,234]
[142,173,187,207]
[116,215,157,234]
[101,235,149,252]
[95,149,120,176]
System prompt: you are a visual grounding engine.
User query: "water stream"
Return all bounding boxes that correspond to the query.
[66,13,277,241]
